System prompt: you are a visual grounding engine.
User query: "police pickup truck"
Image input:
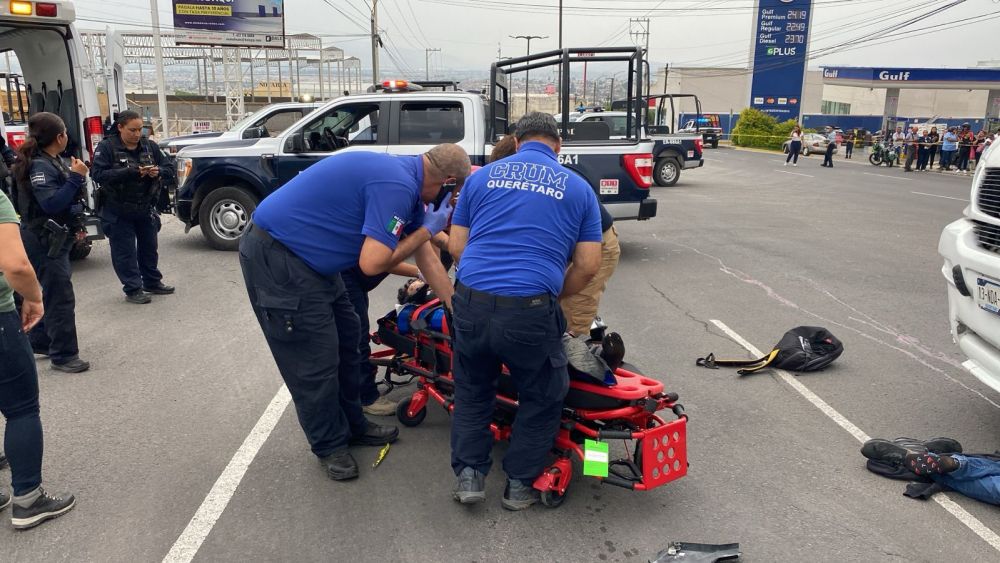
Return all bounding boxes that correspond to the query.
[573,108,703,187]
[175,48,657,250]
[159,101,323,155]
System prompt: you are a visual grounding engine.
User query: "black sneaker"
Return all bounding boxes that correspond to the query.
[349,422,399,447]
[126,291,152,304]
[452,467,486,504]
[51,358,90,374]
[11,488,76,530]
[922,437,963,454]
[143,283,175,295]
[501,479,540,511]
[318,450,359,481]
[0,489,9,511]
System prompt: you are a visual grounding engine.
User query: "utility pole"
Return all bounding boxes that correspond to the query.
[510,34,547,115]
[149,0,170,137]
[630,17,650,100]
[425,48,441,81]
[370,0,380,88]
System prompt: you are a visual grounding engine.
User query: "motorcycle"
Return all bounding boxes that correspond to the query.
[869,141,898,167]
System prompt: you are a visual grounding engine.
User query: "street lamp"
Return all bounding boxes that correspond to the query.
[509,34,547,114]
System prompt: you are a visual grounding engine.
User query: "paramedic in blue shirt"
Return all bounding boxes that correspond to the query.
[240,144,470,481]
[447,112,602,510]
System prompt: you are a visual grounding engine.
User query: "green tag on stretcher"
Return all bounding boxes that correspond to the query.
[583,439,609,477]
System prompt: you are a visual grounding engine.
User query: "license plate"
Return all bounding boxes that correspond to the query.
[975,275,1000,316]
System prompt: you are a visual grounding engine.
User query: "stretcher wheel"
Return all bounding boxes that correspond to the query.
[540,467,567,508]
[396,397,427,427]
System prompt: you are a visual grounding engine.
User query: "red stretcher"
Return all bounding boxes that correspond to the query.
[369,298,688,506]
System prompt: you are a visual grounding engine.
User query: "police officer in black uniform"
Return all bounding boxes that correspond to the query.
[91,111,174,304]
[12,112,90,373]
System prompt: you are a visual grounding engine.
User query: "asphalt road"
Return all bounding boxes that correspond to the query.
[3,147,998,562]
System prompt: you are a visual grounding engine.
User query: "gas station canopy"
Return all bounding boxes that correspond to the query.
[821,66,1000,90]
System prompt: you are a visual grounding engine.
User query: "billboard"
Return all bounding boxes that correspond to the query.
[749,0,813,121]
[173,0,285,48]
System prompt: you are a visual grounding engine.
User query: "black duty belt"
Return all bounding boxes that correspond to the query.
[455,282,551,309]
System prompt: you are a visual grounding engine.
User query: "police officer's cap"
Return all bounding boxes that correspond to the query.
[514,112,560,143]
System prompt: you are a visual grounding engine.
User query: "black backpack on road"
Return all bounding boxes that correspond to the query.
[697,326,844,376]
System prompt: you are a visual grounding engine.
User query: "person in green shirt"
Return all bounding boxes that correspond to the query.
[0,189,77,528]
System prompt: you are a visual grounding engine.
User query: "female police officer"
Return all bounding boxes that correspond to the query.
[12,112,90,373]
[91,110,174,304]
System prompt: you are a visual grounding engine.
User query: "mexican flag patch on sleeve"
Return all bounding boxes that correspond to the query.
[386,215,406,237]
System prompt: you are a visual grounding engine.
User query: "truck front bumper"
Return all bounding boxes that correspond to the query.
[940,217,1000,394]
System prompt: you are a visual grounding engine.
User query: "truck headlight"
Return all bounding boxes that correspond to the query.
[176,157,193,189]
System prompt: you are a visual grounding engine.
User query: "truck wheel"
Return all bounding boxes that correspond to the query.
[654,157,681,187]
[803,147,811,156]
[199,186,257,251]
[69,239,92,261]
[711,140,719,149]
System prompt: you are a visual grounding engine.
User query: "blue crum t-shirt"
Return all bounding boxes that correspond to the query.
[253,151,426,276]
[452,141,602,297]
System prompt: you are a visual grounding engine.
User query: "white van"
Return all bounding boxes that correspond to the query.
[0,0,125,257]
[0,0,122,161]
[939,140,1000,392]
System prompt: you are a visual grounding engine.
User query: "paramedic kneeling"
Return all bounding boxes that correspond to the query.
[448,112,602,510]
[240,144,470,481]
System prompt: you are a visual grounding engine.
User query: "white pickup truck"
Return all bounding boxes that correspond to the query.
[939,140,1000,392]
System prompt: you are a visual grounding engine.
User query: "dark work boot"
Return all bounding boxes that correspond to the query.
[51,358,90,374]
[143,283,175,295]
[349,422,399,447]
[452,467,486,504]
[501,479,540,511]
[319,451,359,481]
[125,290,152,304]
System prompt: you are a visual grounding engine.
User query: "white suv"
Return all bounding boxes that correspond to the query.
[939,140,1000,392]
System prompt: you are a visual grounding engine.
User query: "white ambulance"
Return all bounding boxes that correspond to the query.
[0,0,124,159]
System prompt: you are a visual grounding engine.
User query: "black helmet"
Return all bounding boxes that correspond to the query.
[962,122,970,128]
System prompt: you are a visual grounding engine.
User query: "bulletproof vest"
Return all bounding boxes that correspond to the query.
[16,154,73,228]
[104,137,158,205]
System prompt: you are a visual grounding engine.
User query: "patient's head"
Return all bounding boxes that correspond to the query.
[397,278,433,305]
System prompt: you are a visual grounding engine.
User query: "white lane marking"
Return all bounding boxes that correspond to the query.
[863,172,910,181]
[710,319,1000,554]
[911,191,969,202]
[773,169,815,178]
[163,384,292,563]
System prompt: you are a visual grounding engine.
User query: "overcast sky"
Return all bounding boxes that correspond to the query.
[76,0,1000,77]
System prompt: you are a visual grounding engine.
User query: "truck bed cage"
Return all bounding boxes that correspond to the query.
[489,46,646,143]
[644,93,704,135]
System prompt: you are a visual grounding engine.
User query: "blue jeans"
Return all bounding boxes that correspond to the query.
[934,455,1000,506]
[940,150,955,169]
[0,310,44,496]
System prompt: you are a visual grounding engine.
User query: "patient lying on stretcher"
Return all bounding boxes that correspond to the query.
[397,278,626,385]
